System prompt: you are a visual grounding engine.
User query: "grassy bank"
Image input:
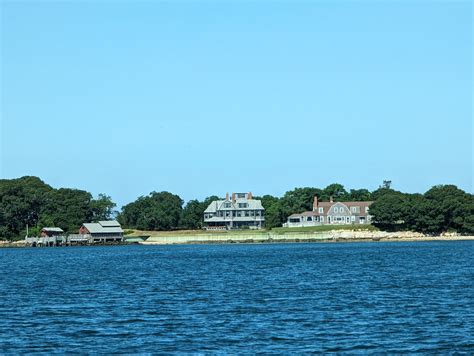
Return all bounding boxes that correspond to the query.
[271,224,378,234]
[126,224,377,237]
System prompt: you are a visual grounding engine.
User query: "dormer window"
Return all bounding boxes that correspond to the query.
[238,203,248,208]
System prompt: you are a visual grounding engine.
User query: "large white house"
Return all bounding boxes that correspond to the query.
[203,192,265,230]
[285,196,373,227]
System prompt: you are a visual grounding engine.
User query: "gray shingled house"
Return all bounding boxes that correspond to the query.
[203,192,265,230]
[286,196,373,227]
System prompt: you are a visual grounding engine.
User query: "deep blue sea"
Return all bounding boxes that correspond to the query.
[1,241,473,353]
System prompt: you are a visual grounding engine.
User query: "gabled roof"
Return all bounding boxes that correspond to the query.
[317,201,373,207]
[41,227,64,232]
[98,220,121,227]
[82,220,123,234]
[204,198,264,213]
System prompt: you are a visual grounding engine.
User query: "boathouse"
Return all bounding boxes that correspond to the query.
[79,220,124,242]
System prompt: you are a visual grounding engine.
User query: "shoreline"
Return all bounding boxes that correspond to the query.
[141,235,474,245]
[2,235,473,248]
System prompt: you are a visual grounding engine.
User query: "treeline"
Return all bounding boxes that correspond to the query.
[1,177,473,239]
[370,185,473,234]
[0,176,116,239]
[118,193,219,231]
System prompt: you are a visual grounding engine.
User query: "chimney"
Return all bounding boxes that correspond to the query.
[232,192,236,203]
[313,195,318,211]
[226,192,229,201]
[248,192,253,200]
[330,196,333,203]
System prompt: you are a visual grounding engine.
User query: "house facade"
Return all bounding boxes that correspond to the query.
[79,220,124,242]
[203,192,265,230]
[286,196,373,227]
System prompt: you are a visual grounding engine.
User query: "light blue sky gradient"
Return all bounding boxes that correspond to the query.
[1,1,472,207]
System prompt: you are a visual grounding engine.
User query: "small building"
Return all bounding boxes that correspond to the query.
[203,192,265,230]
[40,227,64,237]
[79,220,123,242]
[286,196,373,227]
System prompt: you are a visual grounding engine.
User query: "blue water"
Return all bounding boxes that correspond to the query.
[1,241,473,353]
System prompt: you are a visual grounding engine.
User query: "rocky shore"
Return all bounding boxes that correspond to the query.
[142,230,474,245]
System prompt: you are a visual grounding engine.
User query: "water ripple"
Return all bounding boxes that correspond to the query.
[0,241,473,353]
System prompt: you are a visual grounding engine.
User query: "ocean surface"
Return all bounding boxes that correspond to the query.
[1,241,473,353]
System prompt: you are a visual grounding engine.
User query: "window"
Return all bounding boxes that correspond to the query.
[237,193,246,198]
[351,216,355,222]
[226,211,230,217]
[346,216,350,223]
[319,207,324,213]
[238,203,248,208]
[307,217,312,221]
[224,203,231,208]
[351,206,360,213]
[365,207,369,213]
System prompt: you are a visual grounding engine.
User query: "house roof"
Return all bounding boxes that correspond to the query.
[82,220,123,234]
[317,201,373,207]
[98,220,121,227]
[204,198,264,213]
[41,227,64,232]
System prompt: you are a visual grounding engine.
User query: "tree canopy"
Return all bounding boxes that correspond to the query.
[118,191,183,231]
[1,177,472,237]
[0,176,117,240]
[369,185,473,234]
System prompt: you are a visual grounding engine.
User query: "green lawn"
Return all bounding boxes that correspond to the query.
[271,224,378,234]
[127,224,377,237]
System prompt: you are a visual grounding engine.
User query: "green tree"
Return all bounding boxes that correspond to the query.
[90,194,117,221]
[0,176,53,239]
[180,199,204,229]
[119,191,184,231]
[322,183,349,201]
[419,185,473,234]
[280,187,321,217]
[41,188,94,232]
[254,194,285,228]
[349,188,372,201]
[369,191,409,231]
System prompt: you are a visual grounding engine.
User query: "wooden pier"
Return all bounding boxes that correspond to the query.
[25,234,123,247]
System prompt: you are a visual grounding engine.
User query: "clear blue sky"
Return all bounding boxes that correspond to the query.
[1,1,472,208]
